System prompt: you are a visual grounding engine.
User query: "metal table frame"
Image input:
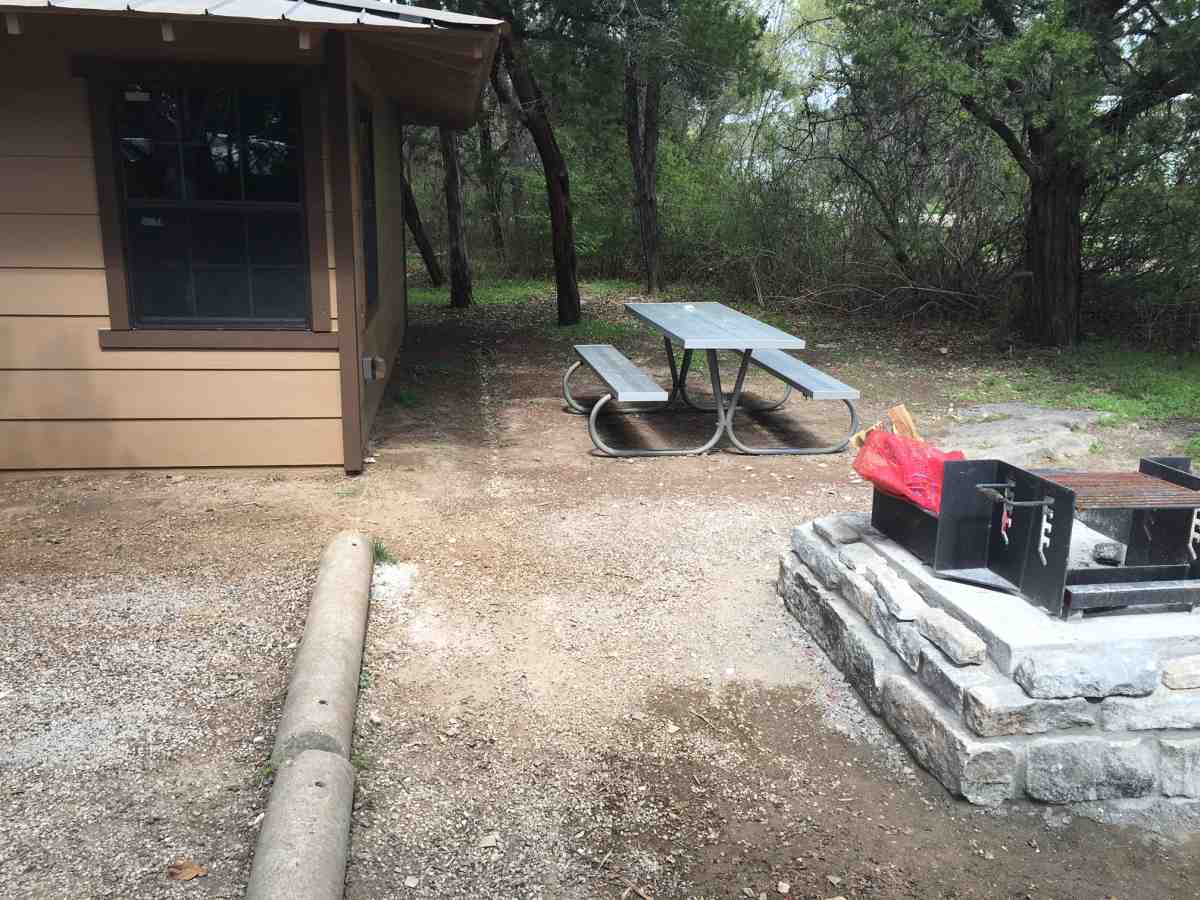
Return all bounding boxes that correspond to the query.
[562,301,855,457]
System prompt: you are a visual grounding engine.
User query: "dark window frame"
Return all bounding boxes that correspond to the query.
[356,92,380,322]
[81,59,334,350]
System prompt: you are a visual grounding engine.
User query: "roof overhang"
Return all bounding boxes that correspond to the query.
[0,0,505,128]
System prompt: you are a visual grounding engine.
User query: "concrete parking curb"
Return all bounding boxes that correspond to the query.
[271,530,373,765]
[246,530,373,900]
[245,749,356,900]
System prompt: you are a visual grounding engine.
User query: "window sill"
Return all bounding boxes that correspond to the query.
[98,329,339,351]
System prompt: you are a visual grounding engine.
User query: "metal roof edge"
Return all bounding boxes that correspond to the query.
[302,0,502,29]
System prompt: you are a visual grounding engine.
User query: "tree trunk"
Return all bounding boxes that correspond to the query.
[439,127,473,309]
[1022,167,1085,346]
[506,109,525,271]
[624,61,662,296]
[486,16,581,326]
[476,91,508,264]
[400,170,444,287]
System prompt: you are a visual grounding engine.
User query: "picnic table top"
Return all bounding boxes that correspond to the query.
[625,301,806,351]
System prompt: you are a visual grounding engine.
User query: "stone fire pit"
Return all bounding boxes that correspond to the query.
[779,513,1200,808]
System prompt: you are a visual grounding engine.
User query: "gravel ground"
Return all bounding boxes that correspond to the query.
[1,291,1196,899]
[0,573,309,898]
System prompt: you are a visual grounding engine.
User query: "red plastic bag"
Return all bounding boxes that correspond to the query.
[852,430,965,514]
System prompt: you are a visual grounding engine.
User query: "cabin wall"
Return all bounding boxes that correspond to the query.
[0,18,344,469]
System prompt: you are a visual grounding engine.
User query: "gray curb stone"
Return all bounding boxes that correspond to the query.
[964,682,1097,737]
[864,566,927,621]
[917,609,987,666]
[880,675,1020,806]
[1013,650,1160,700]
[1101,689,1200,731]
[917,647,1003,717]
[245,750,355,900]
[272,530,374,765]
[1160,737,1200,798]
[813,516,861,546]
[791,525,844,592]
[1026,736,1159,803]
[1163,656,1200,690]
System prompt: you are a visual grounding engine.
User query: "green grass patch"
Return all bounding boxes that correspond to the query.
[390,389,422,408]
[372,540,396,565]
[966,343,1200,425]
[410,279,553,307]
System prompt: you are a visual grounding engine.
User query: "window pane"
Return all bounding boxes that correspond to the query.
[194,268,251,319]
[121,140,183,201]
[132,267,192,320]
[251,268,307,321]
[191,211,245,265]
[247,212,304,266]
[126,209,190,268]
[186,142,241,201]
[119,86,181,141]
[183,86,237,144]
[243,90,301,201]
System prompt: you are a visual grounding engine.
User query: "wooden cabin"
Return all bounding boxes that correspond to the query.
[0,0,501,472]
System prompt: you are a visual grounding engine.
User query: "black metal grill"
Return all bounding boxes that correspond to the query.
[870,456,1200,620]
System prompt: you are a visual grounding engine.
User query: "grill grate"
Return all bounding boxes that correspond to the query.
[1045,472,1200,510]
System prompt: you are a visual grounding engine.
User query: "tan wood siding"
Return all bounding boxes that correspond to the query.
[0,269,110,315]
[0,80,93,158]
[0,214,104,268]
[0,418,343,469]
[0,157,99,214]
[0,370,341,419]
[0,20,349,470]
[0,317,340,370]
[359,90,406,435]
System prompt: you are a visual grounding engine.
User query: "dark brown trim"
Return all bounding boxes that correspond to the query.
[72,58,318,84]
[86,77,131,331]
[327,30,365,475]
[302,77,332,333]
[98,329,339,350]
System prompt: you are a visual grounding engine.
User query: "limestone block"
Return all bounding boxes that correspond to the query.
[791,525,844,591]
[1163,656,1200,691]
[917,609,987,666]
[963,682,1096,738]
[838,541,886,576]
[917,647,1003,717]
[1101,689,1200,731]
[881,675,1021,806]
[1013,650,1160,699]
[1026,737,1158,803]
[781,553,901,715]
[840,569,877,621]
[813,516,861,546]
[1160,738,1200,798]
[864,566,927,621]
[869,595,924,672]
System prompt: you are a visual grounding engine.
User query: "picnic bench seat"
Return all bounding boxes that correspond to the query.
[749,349,860,401]
[566,344,668,405]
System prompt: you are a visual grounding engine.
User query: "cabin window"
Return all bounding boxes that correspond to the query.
[116,82,309,327]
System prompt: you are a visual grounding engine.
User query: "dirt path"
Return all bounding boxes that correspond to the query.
[1,290,1196,898]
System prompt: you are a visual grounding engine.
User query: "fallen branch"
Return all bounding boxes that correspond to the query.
[688,708,721,733]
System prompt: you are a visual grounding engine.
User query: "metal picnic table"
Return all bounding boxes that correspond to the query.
[562,301,861,457]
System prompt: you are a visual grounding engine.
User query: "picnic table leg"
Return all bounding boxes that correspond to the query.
[677,352,792,413]
[586,392,725,457]
[725,393,860,456]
